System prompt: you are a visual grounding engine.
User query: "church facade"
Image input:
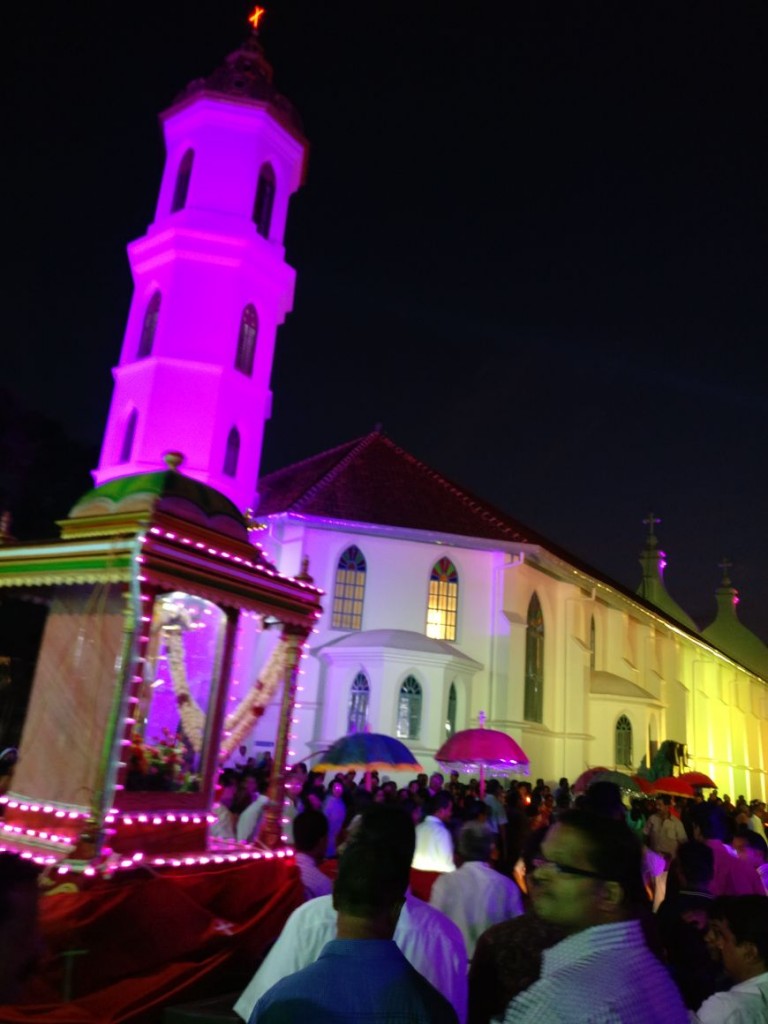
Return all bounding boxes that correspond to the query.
[251,430,768,798]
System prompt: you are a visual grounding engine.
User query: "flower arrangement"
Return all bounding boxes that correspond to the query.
[219,636,292,759]
[126,728,199,792]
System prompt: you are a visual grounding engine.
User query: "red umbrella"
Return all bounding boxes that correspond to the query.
[631,775,654,794]
[434,714,529,796]
[572,767,610,795]
[678,771,717,789]
[649,776,696,798]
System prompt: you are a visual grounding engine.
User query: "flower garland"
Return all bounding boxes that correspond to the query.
[219,637,290,759]
[164,626,205,754]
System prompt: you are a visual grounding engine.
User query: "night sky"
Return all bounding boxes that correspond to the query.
[5,3,768,641]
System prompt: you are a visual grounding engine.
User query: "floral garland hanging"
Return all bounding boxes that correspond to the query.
[219,637,291,759]
[163,625,205,754]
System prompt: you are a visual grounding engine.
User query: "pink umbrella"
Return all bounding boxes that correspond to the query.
[434,712,529,797]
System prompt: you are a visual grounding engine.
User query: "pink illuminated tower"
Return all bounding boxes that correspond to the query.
[95,16,307,512]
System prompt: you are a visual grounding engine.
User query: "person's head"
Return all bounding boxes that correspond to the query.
[732,828,768,869]
[582,781,625,821]
[427,791,453,821]
[691,802,729,842]
[0,854,43,1003]
[457,821,495,863]
[293,809,329,861]
[333,837,409,939]
[655,795,672,819]
[669,839,714,892]
[531,810,647,934]
[486,779,503,798]
[329,780,344,799]
[429,772,444,793]
[344,804,417,864]
[707,896,768,983]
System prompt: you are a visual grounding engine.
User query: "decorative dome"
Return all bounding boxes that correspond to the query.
[167,28,303,138]
[636,513,698,632]
[67,456,249,542]
[701,561,768,679]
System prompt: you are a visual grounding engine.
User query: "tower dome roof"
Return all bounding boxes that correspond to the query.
[701,561,768,678]
[636,513,698,632]
[167,28,303,138]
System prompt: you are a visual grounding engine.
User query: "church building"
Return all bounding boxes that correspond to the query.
[44,18,768,798]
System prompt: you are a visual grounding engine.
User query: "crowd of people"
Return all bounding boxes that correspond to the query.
[225,761,768,1023]
[2,759,767,1019]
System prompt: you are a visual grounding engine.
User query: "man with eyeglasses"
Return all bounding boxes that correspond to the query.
[502,810,688,1023]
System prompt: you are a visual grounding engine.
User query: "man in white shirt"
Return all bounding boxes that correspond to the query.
[430,821,523,962]
[234,805,468,1023]
[694,895,768,1023]
[413,792,456,873]
[644,795,688,862]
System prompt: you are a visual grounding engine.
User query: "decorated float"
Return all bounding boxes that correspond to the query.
[0,461,323,1020]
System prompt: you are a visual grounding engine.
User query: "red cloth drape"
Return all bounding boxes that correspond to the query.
[1,858,303,1023]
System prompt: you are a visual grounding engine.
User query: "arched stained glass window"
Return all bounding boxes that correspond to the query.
[223,426,240,477]
[235,304,258,376]
[524,593,544,723]
[119,409,138,464]
[332,546,366,630]
[347,672,369,734]
[397,676,422,740]
[171,148,194,213]
[590,616,596,670]
[616,715,633,767]
[445,682,457,737]
[137,291,161,359]
[253,163,276,238]
[426,557,458,641]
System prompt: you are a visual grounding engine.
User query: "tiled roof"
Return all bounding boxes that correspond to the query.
[256,430,547,544]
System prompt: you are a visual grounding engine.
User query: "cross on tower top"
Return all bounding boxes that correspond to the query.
[248,6,266,31]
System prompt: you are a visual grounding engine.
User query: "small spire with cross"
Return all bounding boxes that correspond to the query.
[718,556,733,587]
[643,512,661,545]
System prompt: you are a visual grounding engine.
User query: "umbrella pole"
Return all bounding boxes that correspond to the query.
[480,763,485,800]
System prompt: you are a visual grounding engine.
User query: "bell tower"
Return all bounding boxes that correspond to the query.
[94,10,307,512]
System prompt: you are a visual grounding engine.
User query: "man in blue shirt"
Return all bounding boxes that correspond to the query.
[250,810,459,1024]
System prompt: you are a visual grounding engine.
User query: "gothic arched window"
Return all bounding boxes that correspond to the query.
[235,304,258,376]
[171,148,194,213]
[396,676,422,740]
[445,682,457,737]
[347,672,369,734]
[223,427,240,477]
[331,545,366,630]
[590,615,596,670]
[253,163,276,238]
[137,291,161,359]
[119,409,138,464]
[426,557,458,641]
[616,715,633,767]
[524,593,544,723]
